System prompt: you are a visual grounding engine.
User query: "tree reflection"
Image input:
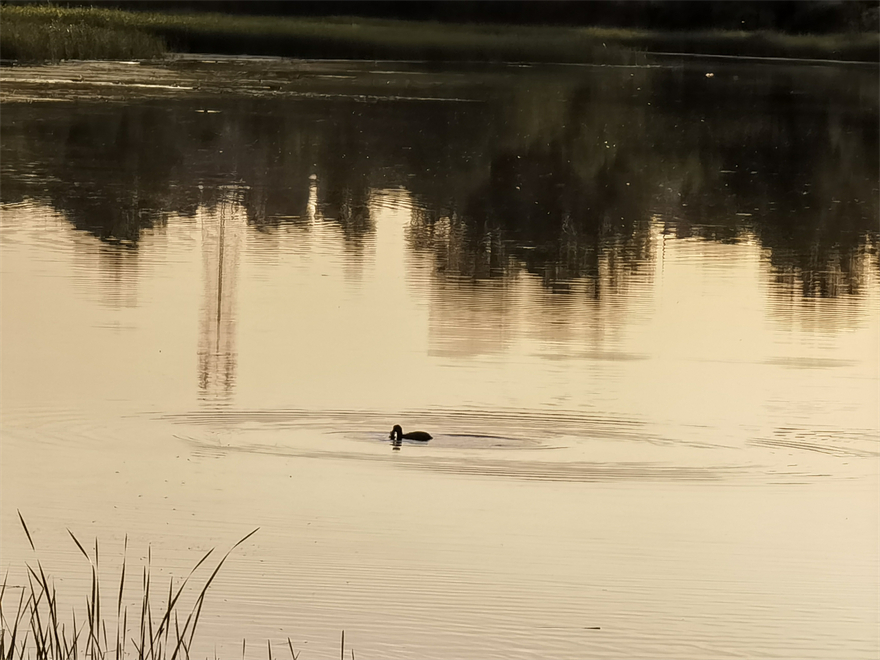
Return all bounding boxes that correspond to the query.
[1,61,876,310]
[197,191,245,402]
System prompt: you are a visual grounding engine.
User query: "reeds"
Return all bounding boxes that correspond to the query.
[0,513,279,660]
[0,7,166,61]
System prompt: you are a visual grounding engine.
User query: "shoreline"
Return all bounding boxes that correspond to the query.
[1,6,877,65]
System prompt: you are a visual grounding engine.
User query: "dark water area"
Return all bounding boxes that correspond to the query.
[1,58,878,658]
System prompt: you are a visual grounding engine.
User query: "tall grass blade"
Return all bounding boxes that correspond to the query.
[0,571,7,611]
[116,536,127,658]
[7,586,29,660]
[65,615,82,660]
[139,564,149,660]
[88,557,101,658]
[71,608,79,660]
[17,512,35,552]
[150,547,214,653]
[0,572,12,658]
[67,530,90,563]
[146,577,156,660]
[94,537,103,657]
[121,607,128,660]
[169,603,197,660]
[40,572,63,660]
[182,528,259,651]
[28,560,58,656]
[163,576,174,649]
[117,535,128,617]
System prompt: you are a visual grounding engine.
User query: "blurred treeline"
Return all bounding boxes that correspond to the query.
[22,0,880,33]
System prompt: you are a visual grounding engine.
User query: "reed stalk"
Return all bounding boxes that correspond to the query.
[0,512,265,660]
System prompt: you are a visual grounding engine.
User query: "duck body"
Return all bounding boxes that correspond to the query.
[389,424,432,441]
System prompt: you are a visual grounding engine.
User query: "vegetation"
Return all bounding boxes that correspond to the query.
[0,515,287,659]
[0,6,166,61]
[0,5,639,64]
[2,50,874,296]
[1,4,877,64]
[9,0,880,34]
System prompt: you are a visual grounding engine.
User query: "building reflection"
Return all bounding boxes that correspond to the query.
[197,189,246,402]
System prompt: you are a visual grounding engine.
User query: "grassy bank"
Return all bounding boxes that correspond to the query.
[0,6,167,61]
[0,5,638,64]
[1,5,878,64]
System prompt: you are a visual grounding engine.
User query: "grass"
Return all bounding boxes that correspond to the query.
[0,5,639,64]
[0,6,167,61]
[0,513,295,660]
[2,5,877,64]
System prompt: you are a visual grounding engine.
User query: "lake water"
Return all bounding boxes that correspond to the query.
[1,57,878,659]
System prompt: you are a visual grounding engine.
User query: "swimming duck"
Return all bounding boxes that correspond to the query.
[389,425,432,442]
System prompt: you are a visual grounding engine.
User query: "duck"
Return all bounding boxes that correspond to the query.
[389,424,432,442]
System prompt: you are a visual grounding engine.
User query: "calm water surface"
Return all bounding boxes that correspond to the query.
[1,57,878,658]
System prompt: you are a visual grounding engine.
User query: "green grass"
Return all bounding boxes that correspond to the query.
[0,514,288,660]
[0,6,167,61]
[3,5,876,65]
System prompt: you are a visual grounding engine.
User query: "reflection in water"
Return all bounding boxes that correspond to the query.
[1,59,879,660]
[1,60,876,375]
[414,212,657,358]
[1,60,876,328]
[197,191,245,402]
[70,236,142,310]
[389,424,434,451]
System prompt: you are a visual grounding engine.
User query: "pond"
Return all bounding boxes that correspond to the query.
[1,57,878,659]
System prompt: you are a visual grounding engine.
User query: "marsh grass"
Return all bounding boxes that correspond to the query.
[0,7,167,61]
[0,5,876,64]
[0,513,292,660]
[0,5,638,64]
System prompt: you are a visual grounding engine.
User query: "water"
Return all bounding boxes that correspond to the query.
[1,57,878,658]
